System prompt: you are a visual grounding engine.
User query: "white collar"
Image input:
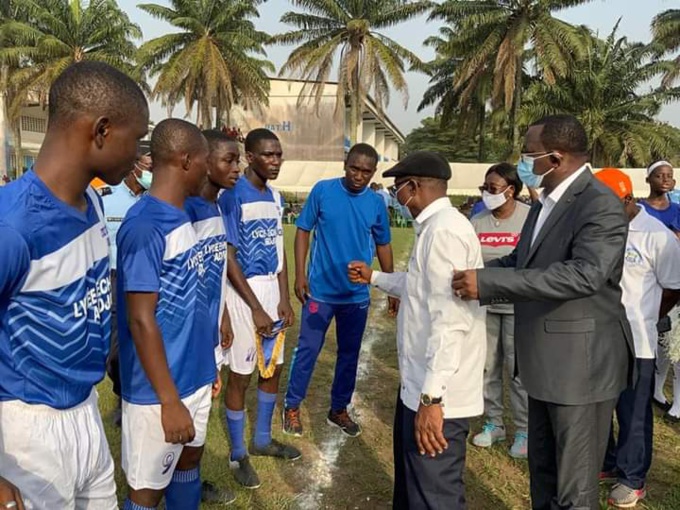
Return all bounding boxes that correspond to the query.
[413,197,451,233]
[539,164,589,205]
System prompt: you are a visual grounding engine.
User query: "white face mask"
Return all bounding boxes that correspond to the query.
[482,188,509,211]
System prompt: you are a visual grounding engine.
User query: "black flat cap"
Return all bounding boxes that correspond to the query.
[383,151,451,180]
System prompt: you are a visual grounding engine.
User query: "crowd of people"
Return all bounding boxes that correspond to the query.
[1,60,679,510]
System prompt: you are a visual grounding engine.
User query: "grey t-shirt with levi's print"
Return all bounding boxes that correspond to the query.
[470,202,530,314]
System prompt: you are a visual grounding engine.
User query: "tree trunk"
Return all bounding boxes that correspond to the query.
[0,65,7,178]
[349,64,361,146]
[12,120,23,178]
[477,103,486,162]
[510,58,523,154]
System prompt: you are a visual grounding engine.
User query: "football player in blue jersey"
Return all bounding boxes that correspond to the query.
[185,129,241,505]
[116,119,215,510]
[219,128,300,489]
[0,61,149,510]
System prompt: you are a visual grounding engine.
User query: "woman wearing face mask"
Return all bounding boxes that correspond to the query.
[469,162,531,459]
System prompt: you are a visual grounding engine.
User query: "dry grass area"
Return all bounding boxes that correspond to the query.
[97,226,680,509]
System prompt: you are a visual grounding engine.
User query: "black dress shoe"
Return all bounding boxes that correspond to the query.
[201,481,236,504]
[664,412,680,425]
[653,397,672,413]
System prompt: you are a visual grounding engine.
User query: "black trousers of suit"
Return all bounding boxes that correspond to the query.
[393,396,469,510]
[528,396,616,510]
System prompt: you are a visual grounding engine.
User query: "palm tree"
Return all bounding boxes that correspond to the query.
[430,0,593,151]
[419,26,495,161]
[272,0,432,145]
[651,9,680,87]
[520,25,680,167]
[137,0,273,128]
[0,0,143,174]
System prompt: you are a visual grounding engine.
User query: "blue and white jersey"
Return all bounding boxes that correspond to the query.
[185,196,228,352]
[0,171,112,409]
[116,195,216,405]
[219,176,284,279]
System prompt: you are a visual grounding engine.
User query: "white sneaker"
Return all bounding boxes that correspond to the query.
[472,422,506,448]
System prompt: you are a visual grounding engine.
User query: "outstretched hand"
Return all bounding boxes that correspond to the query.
[348,261,372,285]
[452,269,479,301]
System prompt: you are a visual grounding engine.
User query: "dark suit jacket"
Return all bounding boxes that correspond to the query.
[478,169,635,406]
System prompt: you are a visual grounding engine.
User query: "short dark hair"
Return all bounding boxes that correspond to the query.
[530,114,588,155]
[347,143,379,163]
[202,129,238,153]
[48,61,148,128]
[245,128,279,153]
[486,162,523,198]
[151,118,205,163]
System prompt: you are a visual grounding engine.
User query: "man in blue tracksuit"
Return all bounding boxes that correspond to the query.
[283,143,395,437]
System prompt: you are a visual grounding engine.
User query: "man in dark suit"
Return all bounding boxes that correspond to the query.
[453,114,635,510]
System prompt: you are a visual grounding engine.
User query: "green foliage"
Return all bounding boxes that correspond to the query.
[137,0,273,128]
[403,116,510,162]
[271,0,431,144]
[520,25,680,167]
[0,0,144,119]
[651,9,680,87]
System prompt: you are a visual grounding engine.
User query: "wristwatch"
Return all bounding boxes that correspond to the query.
[420,394,443,407]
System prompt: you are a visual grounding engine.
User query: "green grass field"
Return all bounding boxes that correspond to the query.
[98,225,680,509]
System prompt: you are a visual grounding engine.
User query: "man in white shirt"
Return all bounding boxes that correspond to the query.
[348,151,486,510]
[594,168,680,509]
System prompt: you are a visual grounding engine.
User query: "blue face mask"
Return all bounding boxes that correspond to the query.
[135,169,153,190]
[517,153,555,188]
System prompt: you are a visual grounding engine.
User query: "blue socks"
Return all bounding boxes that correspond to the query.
[165,467,201,510]
[124,500,154,510]
[226,408,247,461]
[255,389,277,449]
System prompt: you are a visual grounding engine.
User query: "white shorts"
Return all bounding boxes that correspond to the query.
[226,276,284,375]
[0,390,117,510]
[121,384,212,490]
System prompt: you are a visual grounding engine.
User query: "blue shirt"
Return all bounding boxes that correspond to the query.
[116,195,215,405]
[0,171,112,409]
[185,197,228,352]
[640,201,680,232]
[297,178,391,304]
[471,200,486,218]
[102,182,141,270]
[219,176,284,279]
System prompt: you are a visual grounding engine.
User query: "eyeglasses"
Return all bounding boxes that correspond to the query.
[479,184,509,194]
[388,180,412,198]
[519,152,554,164]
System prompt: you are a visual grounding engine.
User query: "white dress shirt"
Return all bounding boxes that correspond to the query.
[532,164,589,244]
[370,197,486,419]
[621,206,680,358]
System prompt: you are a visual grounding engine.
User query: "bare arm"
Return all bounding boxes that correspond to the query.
[376,244,394,273]
[278,251,294,327]
[126,291,194,444]
[226,245,274,335]
[294,228,311,304]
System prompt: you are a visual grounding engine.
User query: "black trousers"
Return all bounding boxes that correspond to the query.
[393,396,469,510]
[105,271,121,399]
[603,358,655,490]
[528,396,616,510]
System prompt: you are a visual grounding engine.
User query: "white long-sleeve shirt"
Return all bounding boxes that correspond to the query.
[371,197,486,419]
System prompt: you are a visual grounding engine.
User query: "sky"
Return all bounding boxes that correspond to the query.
[117,0,680,135]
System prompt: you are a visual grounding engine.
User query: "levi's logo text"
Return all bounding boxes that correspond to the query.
[72,276,112,321]
[478,232,520,247]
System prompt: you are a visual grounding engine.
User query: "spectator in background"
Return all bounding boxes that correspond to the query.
[470,163,530,459]
[640,161,680,423]
[641,161,680,234]
[595,168,680,508]
[101,147,153,426]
